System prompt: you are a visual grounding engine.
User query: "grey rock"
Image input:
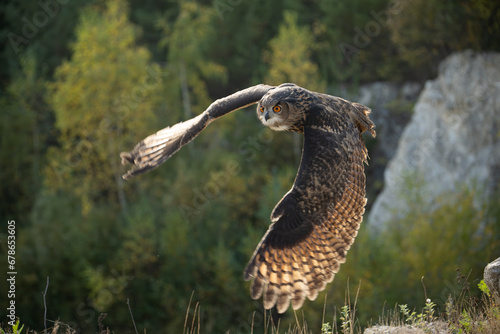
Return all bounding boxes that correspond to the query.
[364,322,450,334]
[368,51,500,228]
[364,326,424,334]
[484,257,500,305]
[344,81,421,212]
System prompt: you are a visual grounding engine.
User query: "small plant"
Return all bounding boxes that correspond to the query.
[422,298,436,323]
[446,274,500,334]
[0,320,24,334]
[321,322,333,334]
[340,305,351,334]
[399,299,436,330]
[399,304,417,325]
[446,294,459,323]
[458,310,473,333]
[478,279,490,297]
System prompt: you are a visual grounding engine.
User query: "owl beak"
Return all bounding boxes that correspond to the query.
[264,110,270,121]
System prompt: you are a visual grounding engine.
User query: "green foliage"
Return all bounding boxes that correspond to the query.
[315,0,408,84]
[340,304,352,334]
[459,310,474,333]
[321,322,333,334]
[0,52,50,224]
[389,0,465,78]
[399,299,437,328]
[0,320,24,334]
[159,1,227,118]
[478,280,490,297]
[46,0,160,214]
[12,320,23,334]
[445,269,500,334]
[265,11,325,92]
[389,0,500,79]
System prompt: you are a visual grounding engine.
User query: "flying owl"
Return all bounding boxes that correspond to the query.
[120,83,375,313]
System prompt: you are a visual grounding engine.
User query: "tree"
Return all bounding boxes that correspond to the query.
[15,1,164,330]
[315,0,406,84]
[389,0,467,79]
[159,1,226,120]
[264,11,325,92]
[0,52,51,226]
[388,0,500,80]
[46,0,160,214]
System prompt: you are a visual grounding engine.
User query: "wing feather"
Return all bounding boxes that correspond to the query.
[120,84,274,179]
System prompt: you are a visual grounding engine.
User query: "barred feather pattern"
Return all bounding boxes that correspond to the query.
[244,153,367,312]
[120,113,207,179]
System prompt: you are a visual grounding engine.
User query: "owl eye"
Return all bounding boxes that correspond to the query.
[273,105,282,113]
[260,106,264,113]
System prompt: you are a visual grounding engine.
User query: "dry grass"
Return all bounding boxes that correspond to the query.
[2,277,499,334]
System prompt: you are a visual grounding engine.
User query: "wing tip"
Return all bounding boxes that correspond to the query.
[122,171,133,180]
[120,152,135,180]
[120,151,159,180]
[120,151,134,165]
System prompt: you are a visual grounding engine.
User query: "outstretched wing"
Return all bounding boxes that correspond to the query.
[120,84,274,179]
[244,99,375,313]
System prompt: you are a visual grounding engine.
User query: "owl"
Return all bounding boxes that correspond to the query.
[120,83,375,313]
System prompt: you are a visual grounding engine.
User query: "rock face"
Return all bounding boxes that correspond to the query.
[341,81,421,211]
[484,257,500,305]
[368,51,500,228]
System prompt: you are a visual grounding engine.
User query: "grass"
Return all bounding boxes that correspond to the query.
[444,277,500,334]
[181,274,499,334]
[2,275,499,334]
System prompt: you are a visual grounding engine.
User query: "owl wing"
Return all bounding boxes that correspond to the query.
[244,99,375,313]
[120,84,274,179]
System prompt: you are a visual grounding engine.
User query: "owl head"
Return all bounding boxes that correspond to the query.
[256,83,316,132]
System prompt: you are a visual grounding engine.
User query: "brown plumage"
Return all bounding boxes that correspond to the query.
[120,83,375,313]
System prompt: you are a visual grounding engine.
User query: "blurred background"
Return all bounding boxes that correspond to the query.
[1,0,499,332]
